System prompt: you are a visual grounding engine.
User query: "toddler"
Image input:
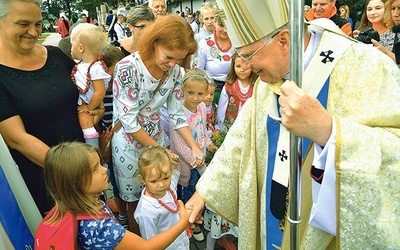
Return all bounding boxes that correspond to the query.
[70,23,111,148]
[135,146,190,249]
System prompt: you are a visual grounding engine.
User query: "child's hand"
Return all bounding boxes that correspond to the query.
[212,130,220,137]
[77,106,95,116]
[178,200,191,226]
[207,143,218,152]
[166,148,179,165]
[92,108,105,125]
[191,148,205,169]
[77,106,89,115]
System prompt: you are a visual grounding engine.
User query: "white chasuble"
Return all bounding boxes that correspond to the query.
[196,21,400,250]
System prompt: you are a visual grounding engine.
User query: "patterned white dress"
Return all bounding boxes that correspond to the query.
[112,52,188,202]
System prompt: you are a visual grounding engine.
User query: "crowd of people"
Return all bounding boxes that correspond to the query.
[0,0,399,249]
[303,0,400,65]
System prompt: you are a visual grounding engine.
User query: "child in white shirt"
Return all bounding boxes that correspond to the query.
[135,146,190,249]
[70,23,111,148]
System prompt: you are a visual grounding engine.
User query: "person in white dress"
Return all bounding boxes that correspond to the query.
[112,14,205,234]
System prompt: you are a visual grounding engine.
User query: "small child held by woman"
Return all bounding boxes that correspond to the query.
[134,146,190,249]
[70,23,111,148]
[217,53,258,131]
[36,142,190,249]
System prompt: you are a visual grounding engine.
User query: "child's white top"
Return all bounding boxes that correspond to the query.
[134,169,189,250]
[75,61,111,105]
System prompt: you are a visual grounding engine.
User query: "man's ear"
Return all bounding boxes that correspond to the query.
[277,29,290,49]
[271,29,290,57]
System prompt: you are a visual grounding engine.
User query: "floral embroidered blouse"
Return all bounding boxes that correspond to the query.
[193,34,235,82]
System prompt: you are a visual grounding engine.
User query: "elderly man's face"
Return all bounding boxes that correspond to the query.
[151,0,167,18]
[235,31,290,83]
[312,0,335,18]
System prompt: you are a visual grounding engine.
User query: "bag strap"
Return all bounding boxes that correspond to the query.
[111,121,122,132]
[44,207,110,221]
[76,213,110,220]
[112,72,168,131]
[153,72,169,96]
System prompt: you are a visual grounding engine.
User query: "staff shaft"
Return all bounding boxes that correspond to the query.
[289,0,304,249]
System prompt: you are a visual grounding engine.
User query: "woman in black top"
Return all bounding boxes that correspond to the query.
[0,0,84,215]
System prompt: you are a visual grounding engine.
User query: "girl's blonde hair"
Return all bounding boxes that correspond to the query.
[339,5,350,19]
[225,52,258,85]
[44,142,103,224]
[208,79,216,88]
[71,23,106,56]
[182,68,211,89]
[385,0,397,27]
[215,10,225,27]
[138,146,176,179]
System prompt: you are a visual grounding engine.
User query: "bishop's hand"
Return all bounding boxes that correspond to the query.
[278,80,332,146]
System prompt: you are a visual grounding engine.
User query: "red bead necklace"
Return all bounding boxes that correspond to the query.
[70,55,108,94]
[145,186,180,213]
[213,30,232,52]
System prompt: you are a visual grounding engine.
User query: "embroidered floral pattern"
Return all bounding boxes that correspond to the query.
[205,36,232,62]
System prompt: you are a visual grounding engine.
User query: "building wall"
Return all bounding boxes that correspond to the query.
[170,0,207,14]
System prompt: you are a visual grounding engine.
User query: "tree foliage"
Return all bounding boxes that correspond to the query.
[42,0,72,20]
[43,0,138,21]
[42,0,107,21]
[72,0,104,18]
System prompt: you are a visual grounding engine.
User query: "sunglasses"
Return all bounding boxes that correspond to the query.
[133,25,146,30]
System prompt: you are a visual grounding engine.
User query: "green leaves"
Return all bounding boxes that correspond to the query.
[205,130,228,165]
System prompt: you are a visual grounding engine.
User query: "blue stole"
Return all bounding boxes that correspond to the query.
[265,78,330,249]
[0,167,34,249]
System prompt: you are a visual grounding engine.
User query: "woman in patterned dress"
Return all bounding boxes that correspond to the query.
[112,14,205,234]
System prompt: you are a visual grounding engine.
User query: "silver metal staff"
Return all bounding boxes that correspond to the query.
[289,0,304,249]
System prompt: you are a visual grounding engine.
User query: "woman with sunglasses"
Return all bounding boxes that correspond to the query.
[112,6,155,56]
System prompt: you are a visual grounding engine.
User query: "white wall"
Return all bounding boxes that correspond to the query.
[170,0,205,14]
